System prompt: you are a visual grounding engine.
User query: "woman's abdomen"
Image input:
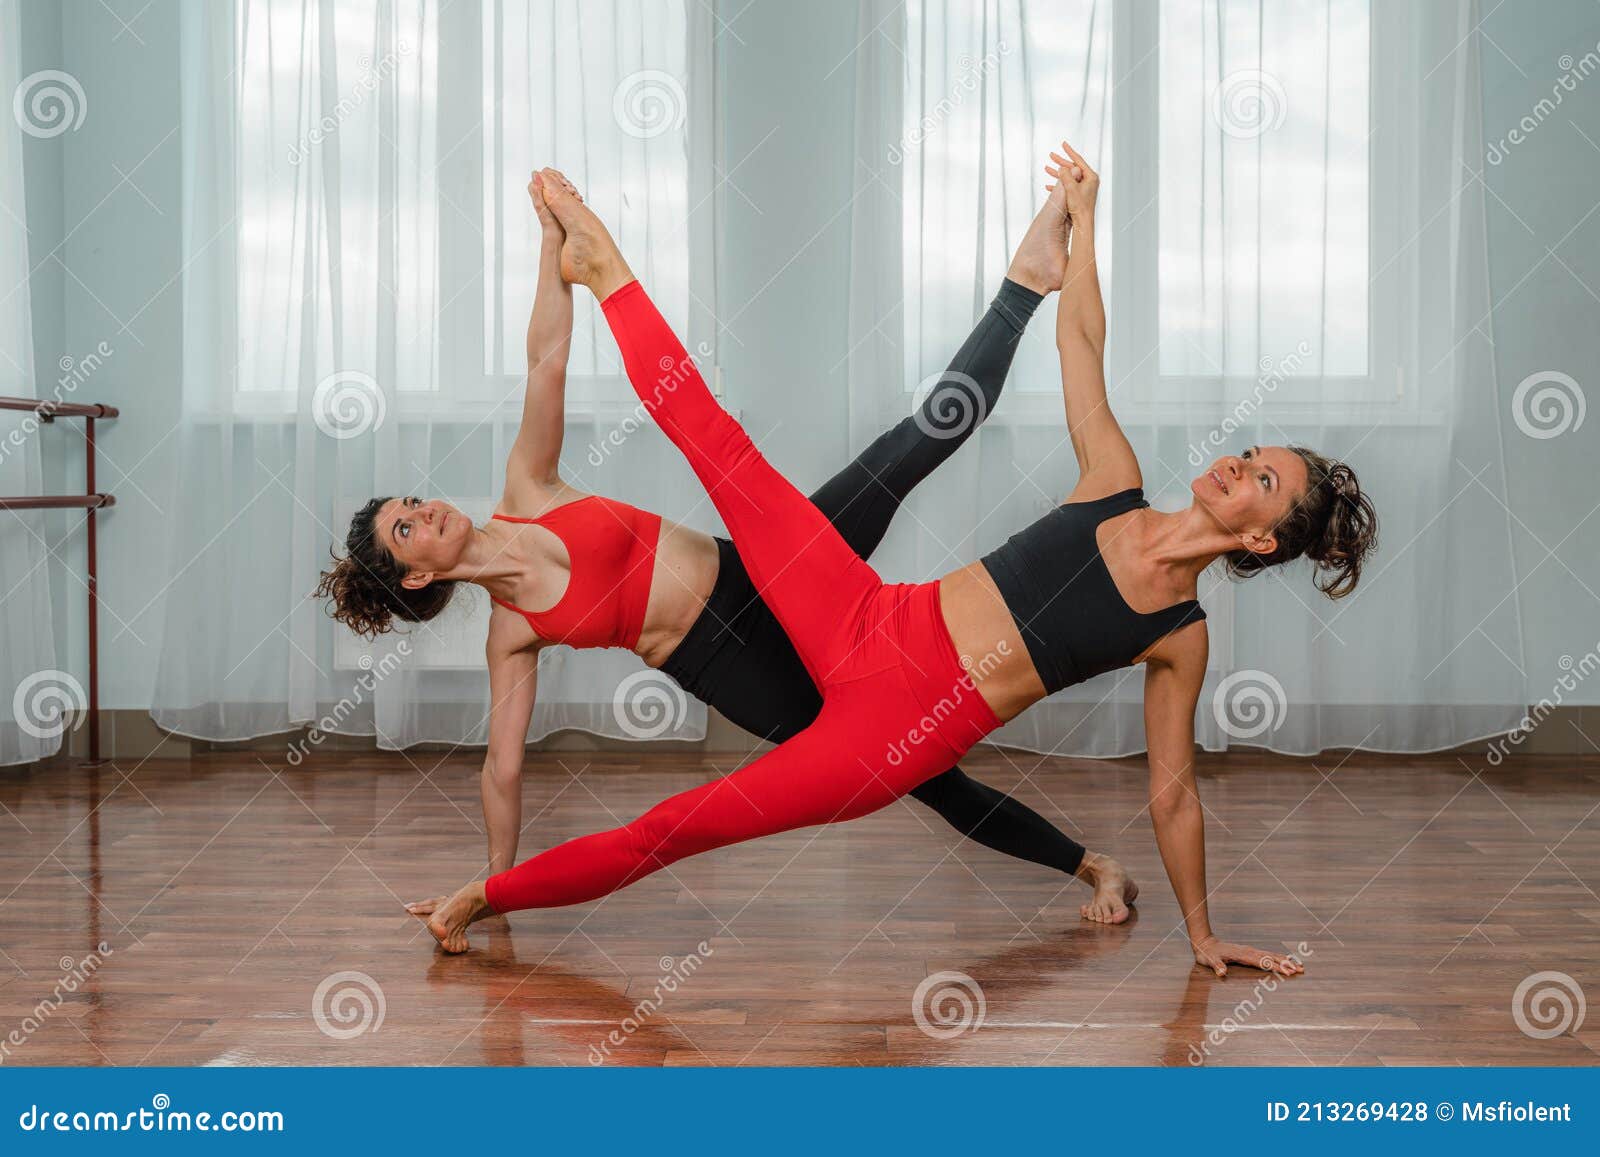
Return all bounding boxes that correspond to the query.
[936,561,1048,723]
[636,519,721,666]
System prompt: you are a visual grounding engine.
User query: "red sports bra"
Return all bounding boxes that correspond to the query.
[488,495,662,650]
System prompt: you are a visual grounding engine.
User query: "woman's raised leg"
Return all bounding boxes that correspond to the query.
[809,185,1067,555]
[542,173,878,685]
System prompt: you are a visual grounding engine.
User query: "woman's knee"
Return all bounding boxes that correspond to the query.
[627,794,720,865]
[626,805,681,863]
[908,770,953,811]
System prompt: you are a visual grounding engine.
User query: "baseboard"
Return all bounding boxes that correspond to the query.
[32,704,1600,765]
[55,707,768,761]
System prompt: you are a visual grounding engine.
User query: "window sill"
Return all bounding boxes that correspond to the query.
[197,398,740,425]
[978,394,1449,430]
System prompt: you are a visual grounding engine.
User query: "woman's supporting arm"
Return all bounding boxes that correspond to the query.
[482,635,542,874]
[505,175,574,491]
[1048,143,1140,497]
[407,631,541,922]
[1143,650,1214,943]
[1143,636,1304,978]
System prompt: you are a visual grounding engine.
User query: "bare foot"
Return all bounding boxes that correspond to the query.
[1076,851,1138,925]
[409,895,509,933]
[1006,178,1070,294]
[413,881,494,953]
[538,167,635,299]
[529,171,563,237]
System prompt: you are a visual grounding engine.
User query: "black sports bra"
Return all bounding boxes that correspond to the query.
[979,488,1206,694]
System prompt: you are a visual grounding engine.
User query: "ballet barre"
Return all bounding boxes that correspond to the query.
[0,395,120,762]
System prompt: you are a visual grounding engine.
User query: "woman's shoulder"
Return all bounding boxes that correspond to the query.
[485,604,544,658]
[493,479,592,521]
[1064,463,1145,505]
[1144,612,1208,675]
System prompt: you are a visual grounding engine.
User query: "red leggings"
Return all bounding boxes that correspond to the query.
[483,280,1001,913]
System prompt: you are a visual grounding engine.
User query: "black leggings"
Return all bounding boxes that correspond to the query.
[659,279,1086,875]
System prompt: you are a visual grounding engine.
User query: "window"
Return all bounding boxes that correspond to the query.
[470,0,693,389]
[232,0,703,411]
[900,0,1404,417]
[1158,0,1371,381]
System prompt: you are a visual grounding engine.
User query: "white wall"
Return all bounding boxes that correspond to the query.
[15,0,1600,712]
[1479,0,1600,701]
[713,2,859,492]
[19,0,183,712]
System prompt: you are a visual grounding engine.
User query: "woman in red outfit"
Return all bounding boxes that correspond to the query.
[418,148,1376,978]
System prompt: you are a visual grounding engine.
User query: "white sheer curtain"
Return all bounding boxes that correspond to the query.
[850,0,1525,756]
[0,0,64,767]
[152,0,715,748]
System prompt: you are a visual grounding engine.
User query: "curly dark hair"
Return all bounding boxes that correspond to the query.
[1224,446,1378,599]
[313,496,459,638]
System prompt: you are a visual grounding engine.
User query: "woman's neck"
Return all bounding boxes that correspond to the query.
[438,520,529,592]
[1140,502,1240,587]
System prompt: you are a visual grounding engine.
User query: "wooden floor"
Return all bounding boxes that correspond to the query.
[1,747,1597,1067]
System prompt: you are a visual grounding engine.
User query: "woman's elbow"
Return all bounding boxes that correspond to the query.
[1056,321,1106,357]
[1148,789,1199,826]
[483,753,522,789]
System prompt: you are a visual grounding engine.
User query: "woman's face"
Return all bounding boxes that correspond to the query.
[376,496,472,587]
[1191,446,1309,554]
